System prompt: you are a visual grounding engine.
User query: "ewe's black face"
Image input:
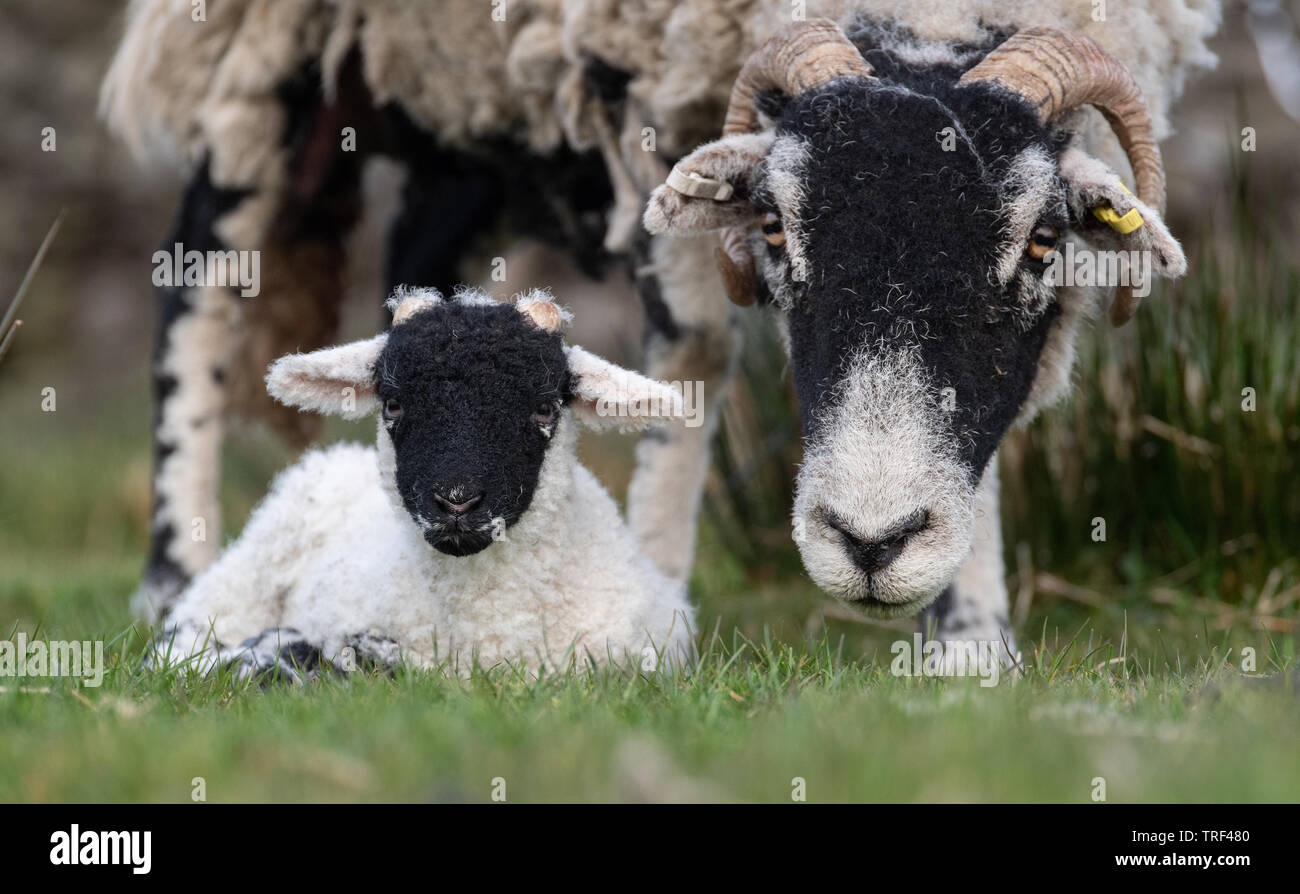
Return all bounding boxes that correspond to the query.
[763,78,1064,471]
[745,76,1070,614]
[375,303,572,556]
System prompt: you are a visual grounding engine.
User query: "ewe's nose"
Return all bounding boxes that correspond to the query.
[432,491,483,516]
[827,510,929,575]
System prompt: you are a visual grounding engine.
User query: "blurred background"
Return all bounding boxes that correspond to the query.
[1,0,1297,661]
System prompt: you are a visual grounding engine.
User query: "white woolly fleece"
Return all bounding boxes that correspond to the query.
[162,412,696,676]
[102,2,1220,182]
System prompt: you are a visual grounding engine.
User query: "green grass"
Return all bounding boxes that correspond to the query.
[1,620,1296,803]
[1,171,1297,804]
[0,396,1295,801]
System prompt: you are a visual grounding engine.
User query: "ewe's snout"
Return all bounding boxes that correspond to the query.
[826,509,929,576]
[790,350,975,616]
[795,492,972,616]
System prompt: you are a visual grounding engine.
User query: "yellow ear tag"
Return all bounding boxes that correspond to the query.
[1092,180,1144,234]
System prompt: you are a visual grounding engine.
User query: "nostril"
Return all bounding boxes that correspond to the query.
[433,492,484,516]
[825,510,929,575]
[895,509,929,539]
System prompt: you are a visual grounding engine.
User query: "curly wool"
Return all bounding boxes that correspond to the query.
[102,1,1220,177]
[161,431,696,676]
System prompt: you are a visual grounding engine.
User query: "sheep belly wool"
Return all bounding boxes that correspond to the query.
[102,1,1220,181]
[165,434,695,675]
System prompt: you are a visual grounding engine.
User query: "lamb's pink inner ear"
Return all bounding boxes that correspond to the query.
[265,333,386,420]
[564,345,684,430]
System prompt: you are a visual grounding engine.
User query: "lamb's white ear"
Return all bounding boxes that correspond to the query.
[266,334,387,420]
[564,345,685,431]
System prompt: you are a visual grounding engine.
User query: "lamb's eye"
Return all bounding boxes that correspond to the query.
[531,403,555,425]
[1026,225,1060,260]
[761,211,785,247]
[383,398,403,421]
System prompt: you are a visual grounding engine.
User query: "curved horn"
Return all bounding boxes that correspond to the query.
[961,27,1165,324]
[516,293,570,333]
[717,18,873,305]
[716,227,757,308]
[724,18,874,136]
[959,27,1164,210]
[389,288,442,326]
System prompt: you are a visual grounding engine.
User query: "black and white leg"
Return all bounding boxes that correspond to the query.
[147,618,316,683]
[149,620,401,682]
[339,633,404,674]
[225,630,402,681]
[134,164,249,623]
[921,458,1019,668]
[136,66,370,621]
[221,627,324,685]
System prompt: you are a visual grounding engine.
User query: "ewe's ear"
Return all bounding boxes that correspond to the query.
[643,132,773,236]
[1060,147,1186,278]
[1058,146,1186,324]
[564,345,684,431]
[265,334,387,420]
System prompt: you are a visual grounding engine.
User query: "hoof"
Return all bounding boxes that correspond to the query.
[226,628,323,686]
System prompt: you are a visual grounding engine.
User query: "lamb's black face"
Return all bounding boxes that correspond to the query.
[375,302,572,556]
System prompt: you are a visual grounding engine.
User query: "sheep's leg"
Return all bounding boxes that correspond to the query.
[341,633,404,674]
[152,623,323,685]
[222,630,404,683]
[136,58,369,623]
[384,153,505,297]
[222,627,325,685]
[136,169,355,622]
[148,620,324,684]
[921,458,1019,669]
[134,165,249,623]
[146,617,230,674]
[226,630,402,682]
[626,232,739,581]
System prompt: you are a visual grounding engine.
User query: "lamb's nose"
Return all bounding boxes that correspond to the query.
[827,510,929,575]
[433,492,483,516]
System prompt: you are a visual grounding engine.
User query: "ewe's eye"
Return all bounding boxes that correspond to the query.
[1026,225,1060,261]
[531,402,555,425]
[761,211,785,247]
[383,398,403,421]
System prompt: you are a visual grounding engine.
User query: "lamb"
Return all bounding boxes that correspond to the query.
[102,1,1220,657]
[155,287,696,680]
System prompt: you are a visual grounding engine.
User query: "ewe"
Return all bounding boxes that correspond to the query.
[157,288,695,680]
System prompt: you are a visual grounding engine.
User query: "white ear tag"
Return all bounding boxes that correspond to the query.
[666,165,734,201]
